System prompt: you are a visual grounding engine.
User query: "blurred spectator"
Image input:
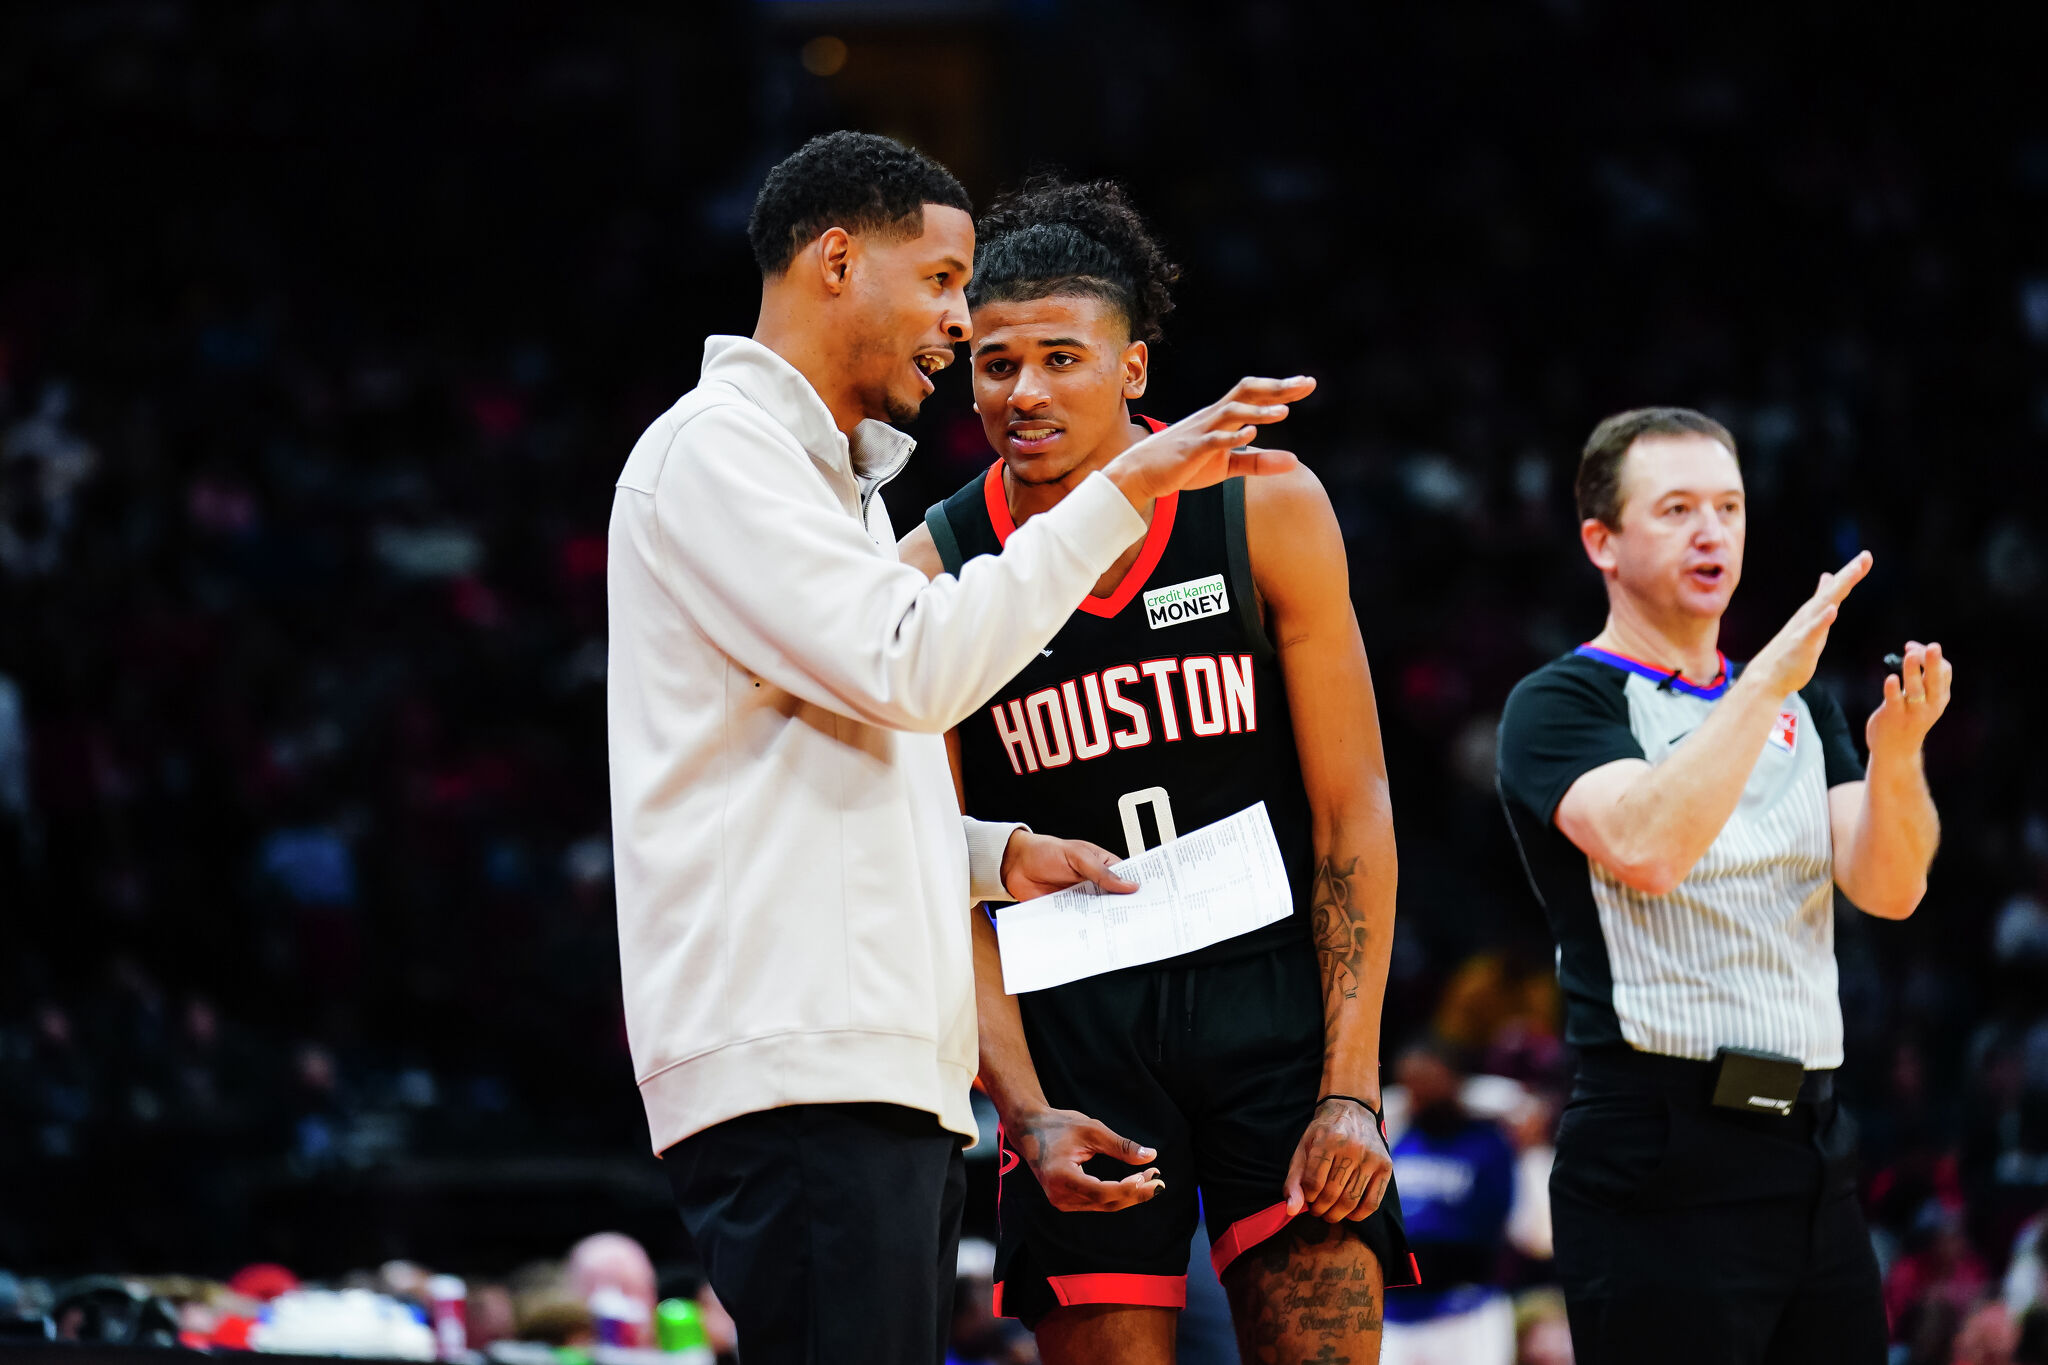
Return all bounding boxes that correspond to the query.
[947,1238,1032,1365]
[467,1282,516,1351]
[0,1269,26,1328]
[1432,953,1559,1065]
[566,1232,655,1316]
[225,1264,298,1304]
[23,1004,95,1161]
[374,1260,430,1308]
[567,1232,654,1344]
[509,1260,592,1348]
[0,672,27,830]
[1383,1040,1517,1365]
[1503,1092,1558,1267]
[2007,1214,2048,1321]
[283,1044,353,1173]
[258,826,358,912]
[0,385,96,578]
[1952,1301,2020,1365]
[1513,1288,1574,1365]
[1890,1203,1994,1359]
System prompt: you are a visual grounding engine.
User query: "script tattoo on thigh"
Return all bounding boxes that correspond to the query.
[1310,855,1368,1014]
[1222,1218,1383,1365]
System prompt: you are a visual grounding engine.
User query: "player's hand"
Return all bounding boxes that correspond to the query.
[1001,831,1137,902]
[1013,1108,1164,1213]
[1746,551,1871,698]
[1101,375,1316,505]
[1284,1096,1393,1223]
[1867,641,1953,759]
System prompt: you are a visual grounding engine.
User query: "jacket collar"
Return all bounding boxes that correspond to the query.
[699,335,917,494]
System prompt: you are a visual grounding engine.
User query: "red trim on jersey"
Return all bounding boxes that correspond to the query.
[979,412,1179,619]
[980,458,1011,540]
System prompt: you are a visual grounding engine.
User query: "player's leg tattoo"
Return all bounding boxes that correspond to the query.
[1309,855,1369,1017]
[1222,1218,1384,1365]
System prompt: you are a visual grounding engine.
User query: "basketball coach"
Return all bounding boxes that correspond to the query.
[606,132,1311,1364]
[1496,408,1952,1365]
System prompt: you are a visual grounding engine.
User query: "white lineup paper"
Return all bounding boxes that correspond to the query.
[995,802,1294,995]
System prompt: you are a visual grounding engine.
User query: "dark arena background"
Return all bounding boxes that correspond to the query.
[4,3,2048,1363]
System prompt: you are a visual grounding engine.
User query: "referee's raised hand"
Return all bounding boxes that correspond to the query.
[1867,640,1953,757]
[1748,551,1872,698]
[1101,375,1316,505]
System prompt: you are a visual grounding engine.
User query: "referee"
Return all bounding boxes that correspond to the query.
[1495,408,1952,1365]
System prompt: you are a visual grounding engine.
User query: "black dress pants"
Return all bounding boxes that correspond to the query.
[664,1102,968,1365]
[1551,1049,1886,1365]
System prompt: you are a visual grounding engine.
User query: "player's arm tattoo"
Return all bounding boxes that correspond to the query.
[1310,855,1368,1016]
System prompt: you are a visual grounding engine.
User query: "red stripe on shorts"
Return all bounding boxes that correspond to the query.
[1045,1272,1187,1309]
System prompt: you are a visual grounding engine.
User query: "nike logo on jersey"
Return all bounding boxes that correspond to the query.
[1040,648,1054,657]
[1143,573,1229,629]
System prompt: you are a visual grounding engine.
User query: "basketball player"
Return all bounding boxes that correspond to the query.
[900,179,1415,1365]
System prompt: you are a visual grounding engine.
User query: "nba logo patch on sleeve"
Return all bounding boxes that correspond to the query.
[1768,710,1798,753]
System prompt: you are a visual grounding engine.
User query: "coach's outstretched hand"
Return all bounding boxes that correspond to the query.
[1285,1096,1394,1223]
[1102,375,1316,505]
[1014,1108,1165,1213]
[1747,551,1872,698]
[1000,831,1138,902]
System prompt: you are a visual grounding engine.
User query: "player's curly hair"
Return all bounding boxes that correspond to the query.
[968,176,1179,344]
[747,130,971,277]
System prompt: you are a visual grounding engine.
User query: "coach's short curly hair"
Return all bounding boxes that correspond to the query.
[967,176,1179,344]
[746,131,972,277]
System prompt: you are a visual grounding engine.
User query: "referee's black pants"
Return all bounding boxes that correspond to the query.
[1551,1048,1886,1365]
[663,1102,967,1365]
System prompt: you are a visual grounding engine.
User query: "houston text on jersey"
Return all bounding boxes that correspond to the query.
[986,652,1259,774]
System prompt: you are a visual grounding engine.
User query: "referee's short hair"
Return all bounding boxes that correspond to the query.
[747,131,973,277]
[1577,407,1739,529]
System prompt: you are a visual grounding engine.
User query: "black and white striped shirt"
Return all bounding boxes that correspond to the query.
[1496,647,1865,1069]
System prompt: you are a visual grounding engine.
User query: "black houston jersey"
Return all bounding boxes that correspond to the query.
[925,431,1315,973]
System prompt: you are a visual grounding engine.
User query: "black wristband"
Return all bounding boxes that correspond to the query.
[1318,1093,1381,1118]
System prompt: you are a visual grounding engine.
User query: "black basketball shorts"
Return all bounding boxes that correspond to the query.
[992,939,1418,1326]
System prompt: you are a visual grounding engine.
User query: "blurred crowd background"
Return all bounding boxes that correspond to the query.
[5,2,2048,1362]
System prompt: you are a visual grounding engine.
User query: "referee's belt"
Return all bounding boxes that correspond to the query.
[1576,1045,1836,1106]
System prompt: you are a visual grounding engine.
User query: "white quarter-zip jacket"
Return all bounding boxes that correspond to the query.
[608,335,1148,1153]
